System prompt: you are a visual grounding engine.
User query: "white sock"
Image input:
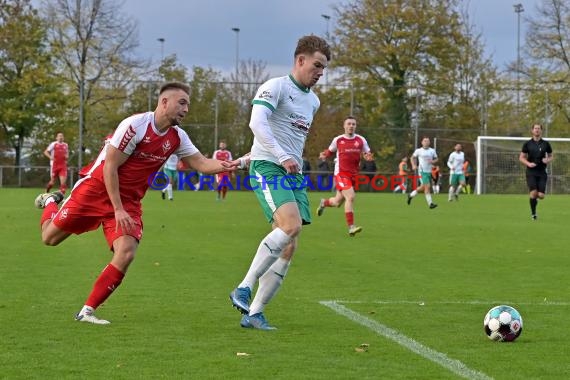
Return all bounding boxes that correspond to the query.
[425,193,433,205]
[410,189,418,197]
[238,228,291,290]
[455,185,463,195]
[449,187,455,200]
[166,183,173,199]
[80,305,95,315]
[249,258,291,315]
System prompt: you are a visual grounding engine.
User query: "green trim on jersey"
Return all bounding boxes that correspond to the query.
[249,160,311,225]
[288,74,310,93]
[251,99,276,111]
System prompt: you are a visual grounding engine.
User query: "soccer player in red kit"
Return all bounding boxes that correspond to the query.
[34,82,242,324]
[213,140,233,200]
[316,116,370,236]
[44,132,69,194]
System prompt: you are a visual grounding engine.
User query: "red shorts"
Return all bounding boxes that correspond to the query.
[216,173,230,184]
[53,179,143,249]
[51,165,68,178]
[334,173,356,191]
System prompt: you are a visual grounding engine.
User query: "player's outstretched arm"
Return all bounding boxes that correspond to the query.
[181,153,240,174]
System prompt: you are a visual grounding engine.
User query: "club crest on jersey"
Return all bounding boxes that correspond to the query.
[143,136,151,144]
[119,125,136,151]
[59,208,68,220]
[162,140,172,153]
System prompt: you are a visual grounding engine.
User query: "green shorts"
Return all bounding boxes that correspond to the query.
[419,172,431,186]
[249,160,311,225]
[163,168,177,183]
[450,173,465,187]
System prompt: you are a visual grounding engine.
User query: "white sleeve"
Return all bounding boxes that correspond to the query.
[328,136,338,153]
[447,153,454,170]
[175,129,199,158]
[361,136,371,153]
[249,104,290,163]
[109,117,143,155]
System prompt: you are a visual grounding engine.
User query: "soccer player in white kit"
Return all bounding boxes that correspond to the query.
[407,137,438,209]
[447,143,466,201]
[229,35,331,330]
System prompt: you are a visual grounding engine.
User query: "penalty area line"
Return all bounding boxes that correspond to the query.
[320,300,492,380]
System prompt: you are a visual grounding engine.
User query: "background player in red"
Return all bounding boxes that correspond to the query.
[44,132,69,194]
[316,116,371,236]
[212,140,233,200]
[34,82,242,325]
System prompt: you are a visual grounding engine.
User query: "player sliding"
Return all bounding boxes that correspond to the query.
[35,82,241,325]
[316,116,371,236]
[407,136,438,209]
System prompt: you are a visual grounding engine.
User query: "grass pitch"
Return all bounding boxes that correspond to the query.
[1,188,569,379]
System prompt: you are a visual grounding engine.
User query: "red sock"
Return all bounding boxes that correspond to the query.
[324,199,331,207]
[345,212,354,226]
[222,186,228,199]
[85,264,125,309]
[40,202,59,227]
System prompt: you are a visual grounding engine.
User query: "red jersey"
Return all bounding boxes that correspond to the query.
[327,134,370,176]
[79,112,199,203]
[47,141,68,166]
[213,149,233,176]
[213,149,232,162]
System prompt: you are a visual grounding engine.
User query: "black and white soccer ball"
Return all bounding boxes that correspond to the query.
[483,305,523,342]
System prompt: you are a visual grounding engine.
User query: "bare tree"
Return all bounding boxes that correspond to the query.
[42,0,149,166]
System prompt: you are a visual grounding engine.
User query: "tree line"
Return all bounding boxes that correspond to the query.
[1,0,570,174]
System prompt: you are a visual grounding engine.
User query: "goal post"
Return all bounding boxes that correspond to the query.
[476,136,570,195]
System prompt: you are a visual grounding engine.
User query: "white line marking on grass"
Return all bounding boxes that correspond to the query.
[334,300,570,306]
[320,300,492,380]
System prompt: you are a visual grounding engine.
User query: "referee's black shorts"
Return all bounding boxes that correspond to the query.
[526,171,547,193]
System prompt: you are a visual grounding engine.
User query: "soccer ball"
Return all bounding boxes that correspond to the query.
[483,305,523,342]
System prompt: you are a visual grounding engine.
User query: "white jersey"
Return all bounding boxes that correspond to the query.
[250,75,320,169]
[447,151,465,174]
[164,154,179,171]
[412,147,437,173]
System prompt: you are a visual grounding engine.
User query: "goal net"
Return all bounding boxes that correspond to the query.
[476,136,570,194]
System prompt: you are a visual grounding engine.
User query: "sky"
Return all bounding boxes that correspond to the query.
[121,0,540,77]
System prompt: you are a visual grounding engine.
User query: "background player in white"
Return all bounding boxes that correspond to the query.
[316,116,370,236]
[229,35,331,330]
[407,137,438,209]
[447,143,466,201]
[161,154,179,200]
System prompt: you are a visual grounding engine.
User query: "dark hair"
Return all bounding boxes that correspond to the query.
[344,115,356,122]
[294,35,331,61]
[531,123,544,130]
[159,82,190,95]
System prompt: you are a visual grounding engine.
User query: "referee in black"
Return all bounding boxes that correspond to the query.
[519,123,553,220]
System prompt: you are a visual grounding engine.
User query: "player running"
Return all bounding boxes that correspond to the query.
[407,137,438,209]
[44,132,69,194]
[212,140,233,201]
[447,143,466,201]
[316,116,371,236]
[35,82,241,325]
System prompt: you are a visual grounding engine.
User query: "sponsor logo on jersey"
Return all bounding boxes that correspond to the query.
[119,125,136,151]
[258,90,272,100]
